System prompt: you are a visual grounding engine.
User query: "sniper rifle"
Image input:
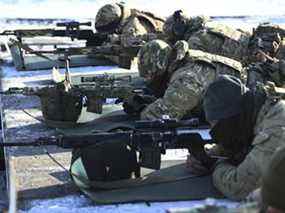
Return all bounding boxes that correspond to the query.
[0,21,108,46]
[0,118,215,170]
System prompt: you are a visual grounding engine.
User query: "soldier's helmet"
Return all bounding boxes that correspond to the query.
[248,23,282,57]
[95,3,124,33]
[163,10,190,41]
[262,145,285,211]
[254,23,285,38]
[137,40,172,80]
[163,10,208,42]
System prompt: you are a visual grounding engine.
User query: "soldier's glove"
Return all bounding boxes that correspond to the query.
[123,94,156,115]
[186,155,214,175]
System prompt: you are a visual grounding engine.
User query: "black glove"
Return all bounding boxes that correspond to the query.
[123,94,156,115]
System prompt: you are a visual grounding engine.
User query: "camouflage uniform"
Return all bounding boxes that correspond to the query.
[187,23,250,63]
[212,99,285,200]
[162,10,250,63]
[188,23,285,65]
[138,40,243,120]
[247,23,284,63]
[95,3,165,47]
[276,38,285,60]
[247,58,285,89]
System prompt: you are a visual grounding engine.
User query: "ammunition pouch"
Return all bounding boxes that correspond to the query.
[39,86,83,122]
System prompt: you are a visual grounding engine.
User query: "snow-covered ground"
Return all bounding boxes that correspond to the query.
[20,196,239,213]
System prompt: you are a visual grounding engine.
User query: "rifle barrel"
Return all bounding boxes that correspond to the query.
[56,21,92,27]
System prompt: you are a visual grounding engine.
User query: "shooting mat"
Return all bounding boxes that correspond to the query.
[56,110,138,134]
[82,160,223,204]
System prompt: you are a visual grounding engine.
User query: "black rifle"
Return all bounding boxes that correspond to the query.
[55,21,110,46]
[0,21,108,46]
[1,118,215,170]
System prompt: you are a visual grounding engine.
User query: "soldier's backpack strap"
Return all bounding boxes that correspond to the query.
[212,54,243,72]
[186,49,215,68]
[187,49,243,74]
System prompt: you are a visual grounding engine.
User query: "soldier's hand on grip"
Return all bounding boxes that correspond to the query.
[186,154,212,176]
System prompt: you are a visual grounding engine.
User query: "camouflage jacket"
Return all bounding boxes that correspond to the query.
[213,99,285,200]
[187,23,251,64]
[141,49,244,120]
[276,38,285,60]
[246,59,285,89]
[116,8,165,47]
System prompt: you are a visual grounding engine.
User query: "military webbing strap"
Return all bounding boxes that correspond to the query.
[9,38,55,62]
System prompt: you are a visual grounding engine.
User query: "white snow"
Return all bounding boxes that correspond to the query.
[19,196,239,213]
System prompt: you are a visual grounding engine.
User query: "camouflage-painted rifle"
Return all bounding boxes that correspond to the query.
[2,75,149,122]
[0,118,215,170]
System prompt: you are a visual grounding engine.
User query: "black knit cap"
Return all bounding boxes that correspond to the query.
[203,75,248,122]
